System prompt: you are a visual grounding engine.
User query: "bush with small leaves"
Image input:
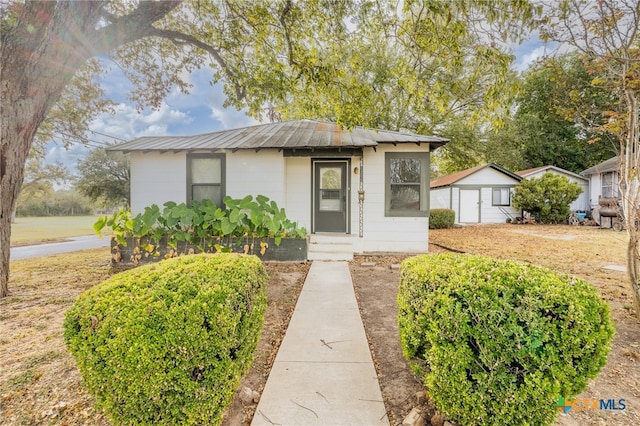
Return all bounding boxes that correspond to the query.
[429,209,455,229]
[64,253,267,426]
[398,254,614,426]
[512,173,583,223]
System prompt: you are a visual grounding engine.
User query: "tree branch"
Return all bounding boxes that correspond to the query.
[90,1,183,56]
[145,27,246,101]
[279,0,297,67]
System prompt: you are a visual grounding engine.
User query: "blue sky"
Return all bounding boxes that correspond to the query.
[45,33,549,175]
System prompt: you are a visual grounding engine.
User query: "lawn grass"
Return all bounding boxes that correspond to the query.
[1,224,637,425]
[10,216,103,246]
[0,248,308,425]
[1,248,114,425]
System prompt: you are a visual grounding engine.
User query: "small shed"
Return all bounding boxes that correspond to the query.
[430,164,521,224]
[516,165,590,211]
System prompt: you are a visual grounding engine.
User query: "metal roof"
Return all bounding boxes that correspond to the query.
[430,163,522,189]
[516,165,588,182]
[581,156,619,176]
[107,119,449,153]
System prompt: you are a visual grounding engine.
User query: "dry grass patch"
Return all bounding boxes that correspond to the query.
[431,224,631,308]
[1,249,112,425]
[430,224,640,426]
[0,250,308,425]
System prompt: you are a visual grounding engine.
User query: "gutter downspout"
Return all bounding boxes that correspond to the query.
[358,155,364,238]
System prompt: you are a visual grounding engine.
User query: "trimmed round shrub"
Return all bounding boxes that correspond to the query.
[398,254,614,426]
[64,253,267,425]
[429,209,455,229]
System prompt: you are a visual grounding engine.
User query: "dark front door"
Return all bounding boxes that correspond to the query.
[313,160,348,233]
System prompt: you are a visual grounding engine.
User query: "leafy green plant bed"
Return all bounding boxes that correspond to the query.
[398,253,615,426]
[64,253,267,425]
[111,235,307,264]
[96,195,308,263]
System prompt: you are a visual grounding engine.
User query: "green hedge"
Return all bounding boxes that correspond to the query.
[429,209,455,229]
[64,253,267,426]
[398,254,614,426]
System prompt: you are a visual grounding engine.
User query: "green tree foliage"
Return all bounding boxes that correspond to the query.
[75,146,130,208]
[16,189,93,217]
[398,254,614,426]
[0,0,539,300]
[18,159,69,201]
[484,54,618,174]
[538,0,640,315]
[517,54,616,173]
[512,173,582,223]
[433,118,486,176]
[64,253,267,425]
[272,0,535,133]
[480,117,529,172]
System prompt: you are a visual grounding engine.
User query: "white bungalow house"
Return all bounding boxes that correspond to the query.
[580,156,620,209]
[429,164,521,224]
[108,119,448,260]
[516,165,590,212]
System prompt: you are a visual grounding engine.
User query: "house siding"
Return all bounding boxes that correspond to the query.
[226,150,285,202]
[479,187,518,223]
[358,145,430,252]
[430,187,451,209]
[129,145,434,255]
[130,152,187,214]
[457,168,517,186]
[586,171,619,208]
[284,157,312,230]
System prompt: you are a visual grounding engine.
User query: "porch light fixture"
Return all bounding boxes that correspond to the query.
[354,166,359,175]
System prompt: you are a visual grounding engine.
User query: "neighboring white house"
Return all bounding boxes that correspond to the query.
[430,164,521,224]
[516,165,590,212]
[108,119,448,259]
[580,156,620,209]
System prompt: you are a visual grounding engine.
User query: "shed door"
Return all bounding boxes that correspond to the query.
[313,160,348,233]
[459,189,480,223]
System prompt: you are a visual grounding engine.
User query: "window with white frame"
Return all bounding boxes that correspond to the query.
[187,153,225,206]
[602,172,614,198]
[492,187,511,206]
[385,152,429,216]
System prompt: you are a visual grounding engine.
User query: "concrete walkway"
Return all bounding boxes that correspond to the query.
[252,261,389,425]
[11,235,110,261]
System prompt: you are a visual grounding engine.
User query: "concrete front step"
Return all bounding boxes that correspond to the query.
[308,234,357,261]
[307,250,354,261]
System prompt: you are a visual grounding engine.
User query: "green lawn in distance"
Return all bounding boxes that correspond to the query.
[10,215,104,245]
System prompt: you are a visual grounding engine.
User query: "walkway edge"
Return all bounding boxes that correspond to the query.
[251,261,389,425]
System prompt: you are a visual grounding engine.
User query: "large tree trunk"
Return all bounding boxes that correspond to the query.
[1,125,36,297]
[0,2,105,297]
[621,88,640,317]
[0,1,185,297]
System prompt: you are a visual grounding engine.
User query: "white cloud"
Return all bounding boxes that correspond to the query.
[210,105,258,130]
[89,102,192,141]
[44,142,93,174]
[511,31,548,72]
[516,45,548,71]
[46,62,261,172]
[165,68,259,131]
